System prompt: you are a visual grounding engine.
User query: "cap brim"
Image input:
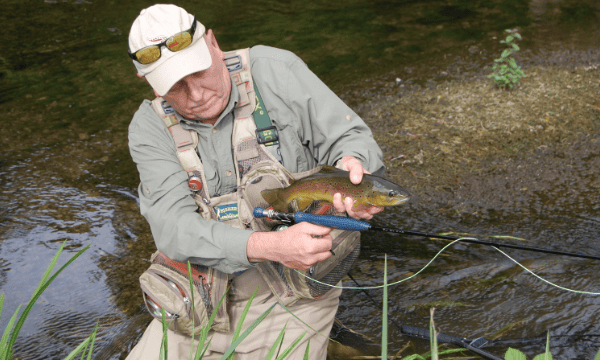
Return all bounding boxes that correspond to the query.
[145,36,212,96]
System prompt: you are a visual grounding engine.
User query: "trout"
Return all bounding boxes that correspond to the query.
[261,165,410,212]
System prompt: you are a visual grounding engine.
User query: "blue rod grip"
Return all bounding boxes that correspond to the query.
[294,212,372,231]
[254,207,267,218]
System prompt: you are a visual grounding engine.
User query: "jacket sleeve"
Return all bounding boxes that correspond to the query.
[128,101,252,274]
[250,46,385,175]
[286,59,385,175]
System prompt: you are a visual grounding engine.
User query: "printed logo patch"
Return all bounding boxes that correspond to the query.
[215,203,239,222]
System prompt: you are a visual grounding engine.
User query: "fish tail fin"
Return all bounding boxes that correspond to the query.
[261,189,288,212]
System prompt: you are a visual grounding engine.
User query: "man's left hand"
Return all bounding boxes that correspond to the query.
[332,156,384,220]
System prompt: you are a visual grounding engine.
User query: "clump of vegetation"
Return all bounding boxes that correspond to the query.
[488,29,526,89]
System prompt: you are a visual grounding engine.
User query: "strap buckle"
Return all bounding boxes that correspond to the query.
[161,100,175,114]
[224,54,242,72]
[255,126,279,145]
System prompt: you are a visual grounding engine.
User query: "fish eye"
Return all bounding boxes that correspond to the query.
[388,190,397,197]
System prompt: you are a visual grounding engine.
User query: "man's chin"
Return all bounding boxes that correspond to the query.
[185,105,226,122]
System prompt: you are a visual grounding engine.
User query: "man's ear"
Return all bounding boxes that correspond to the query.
[137,74,161,97]
[205,29,223,57]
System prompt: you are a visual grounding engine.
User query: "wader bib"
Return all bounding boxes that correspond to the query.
[139,48,360,336]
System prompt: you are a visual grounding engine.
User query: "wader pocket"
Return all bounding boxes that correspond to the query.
[139,252,230,335]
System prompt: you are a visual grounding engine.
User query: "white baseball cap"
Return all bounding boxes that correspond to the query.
[128,4,212,96]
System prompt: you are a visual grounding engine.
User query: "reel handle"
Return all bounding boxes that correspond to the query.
[253,207,372,231]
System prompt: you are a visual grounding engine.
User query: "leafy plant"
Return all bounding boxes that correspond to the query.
[505,331,553,360]
[488,29,526,89]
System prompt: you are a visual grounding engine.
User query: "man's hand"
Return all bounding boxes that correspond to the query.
[247,222,333,271]
[333,156,384,219]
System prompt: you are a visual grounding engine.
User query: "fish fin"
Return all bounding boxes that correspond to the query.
[320,164,339,173]
[313,203,333,215]
[261,189,288,212]
[289,199,301,213]
[303,200,326,214]
[295,196,317,213]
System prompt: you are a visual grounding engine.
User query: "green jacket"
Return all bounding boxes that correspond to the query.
[128,45,384,274]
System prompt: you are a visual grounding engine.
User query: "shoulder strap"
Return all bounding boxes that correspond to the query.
[252,81,279,149]
[224,49,282,163]
[151,98,199,154]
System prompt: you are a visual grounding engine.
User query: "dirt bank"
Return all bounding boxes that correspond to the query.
[345,48,600,216]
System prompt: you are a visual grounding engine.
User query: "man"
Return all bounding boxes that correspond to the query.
[126,4,385,359]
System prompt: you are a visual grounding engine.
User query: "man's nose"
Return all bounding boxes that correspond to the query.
[187,81,205,103]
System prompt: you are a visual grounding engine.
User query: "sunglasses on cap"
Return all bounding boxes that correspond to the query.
[128,15,198,65]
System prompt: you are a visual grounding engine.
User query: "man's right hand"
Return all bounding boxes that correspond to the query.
[246,222,333,271]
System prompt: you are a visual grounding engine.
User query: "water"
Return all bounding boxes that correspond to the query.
[0,146,153,359]
[337,143,600,358]
[0,0,599,359]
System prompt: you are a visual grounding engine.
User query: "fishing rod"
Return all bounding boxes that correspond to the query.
[253,207,600,261]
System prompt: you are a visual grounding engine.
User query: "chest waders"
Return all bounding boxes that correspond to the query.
[138,48,361,336]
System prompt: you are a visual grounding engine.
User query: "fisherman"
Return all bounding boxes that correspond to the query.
[126,4,386,359]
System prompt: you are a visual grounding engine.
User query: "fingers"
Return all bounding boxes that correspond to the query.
[276,223,333,270]
[336,156,370,185]
[348,205,383,220]
[345,158,366,185]
[296,221,332,237]
[333,193,345,213]
[333,194,383,219]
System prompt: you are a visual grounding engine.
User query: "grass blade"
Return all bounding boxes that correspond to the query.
[61,322,99,360]
[0,293,4,324]
[400,355,426,360]
[7,241,90,352]
[228,286,261,360]
[159,309,168,360]
[302,340,310,360]
[532,331,553,360]
[0,304,22,360]
[430,308,438,360]
[84,322,99,360]
[61,336,91,360]
[187,262,196,360]
[275,331,306,360]
[264,323,287,360]
[220,303,277,359]
[194,287,229,360]
[382,254,388,360]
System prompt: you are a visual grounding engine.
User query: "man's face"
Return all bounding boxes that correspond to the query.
[161,32,232,124]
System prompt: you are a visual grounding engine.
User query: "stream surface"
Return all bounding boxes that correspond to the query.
[1,0,599,359]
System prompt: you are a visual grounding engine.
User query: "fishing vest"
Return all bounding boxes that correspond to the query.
[144,48,360,334]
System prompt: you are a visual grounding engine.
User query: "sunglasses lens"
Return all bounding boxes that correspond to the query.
[166,31,193,52]
[136,46,161,65]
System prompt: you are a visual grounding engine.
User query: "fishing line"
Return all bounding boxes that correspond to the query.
[252,208,600,294]
[294,237,600,296]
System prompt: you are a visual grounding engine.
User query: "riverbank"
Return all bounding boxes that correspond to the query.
[346,48,599,216]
